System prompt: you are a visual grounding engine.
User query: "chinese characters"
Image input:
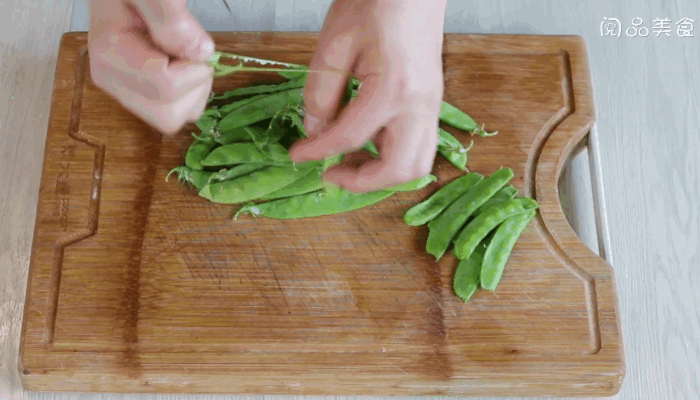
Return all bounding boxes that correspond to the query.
[601,17,694,37]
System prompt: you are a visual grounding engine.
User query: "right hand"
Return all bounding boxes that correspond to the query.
[88,0,215,135]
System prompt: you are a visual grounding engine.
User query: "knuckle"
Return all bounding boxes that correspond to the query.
[153,19,191,56]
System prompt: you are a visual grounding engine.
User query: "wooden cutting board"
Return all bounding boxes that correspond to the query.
[19,32,625,397]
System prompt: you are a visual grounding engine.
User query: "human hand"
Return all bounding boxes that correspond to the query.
[288,0,447,193]
[87,0,215,134]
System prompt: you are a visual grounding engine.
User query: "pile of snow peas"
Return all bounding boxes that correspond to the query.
[167,51,538,301]
[167,51,494,218]
[404,168,539,301]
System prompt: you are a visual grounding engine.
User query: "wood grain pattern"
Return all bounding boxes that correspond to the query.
[17,32,624,397]
[4,1,699,400]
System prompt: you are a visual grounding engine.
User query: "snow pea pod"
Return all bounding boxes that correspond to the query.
[265,112,291,142]
[473,184,518,215]
[386,175,437,192]
[242,125,292,163]
[200,143,283,167]
[287,110,307,138]
[195,115,218,135]
[206,163,268,184]
[236,188,395,220]
[480,209,536,291]
[217,88,304,131]
[199,162,321,204]
[257,168,324,201]
[215,127,252,145]
[453,197,539,260]
[212,76,306,100]
[439,101,497,138]
[185,139,217,171]
[453,242,488,303]
[403,172,483,226]
[165,166,213,190]
[216,92,271,115]
[425,167,514,260]
[437,128,472,171]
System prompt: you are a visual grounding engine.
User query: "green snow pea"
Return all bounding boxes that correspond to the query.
[453,242,488,303]
[200,142,284,167]
[403,172,483,226]
[241,125,291,163]
[195,115,218,135]
[439,101,497,138]
[287,110,307,138]
[206,163,268,184]
[211,76,306,100]
[425,167,514,260]
[236,188,395,220]
[453,197,539,260]
[265,111,292,142]
[216,92,272,115]
[215,127,252,145]
[386,175,437,192]
[217,88,304,131]
[257,168,324,201]
[437,128,472,171]
[165,166,213,190]
[480,209,536,291]
[199,162,321,204]
[185,139,217,171]
[473,184,518,215]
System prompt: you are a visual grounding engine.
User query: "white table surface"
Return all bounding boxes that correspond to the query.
[1,0,698,399]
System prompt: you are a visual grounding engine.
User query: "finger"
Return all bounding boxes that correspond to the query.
[128,0,214,61]
[187,75,214,122]
[289,77,393,162]
[324,115,438,193]
[90,30,212,102]
[120,80,212,135]
[88,29,168,100]
[303,27,358,135]
[162,60,213,102]
[159,81,213,134]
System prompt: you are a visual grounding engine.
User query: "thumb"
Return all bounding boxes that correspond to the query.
[129,0,214,62]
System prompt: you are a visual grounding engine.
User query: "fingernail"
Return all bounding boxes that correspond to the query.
[200,40,215,60]
[305,115,321,135]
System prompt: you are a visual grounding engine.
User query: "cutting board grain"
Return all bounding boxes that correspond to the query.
[18,32,625,397]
